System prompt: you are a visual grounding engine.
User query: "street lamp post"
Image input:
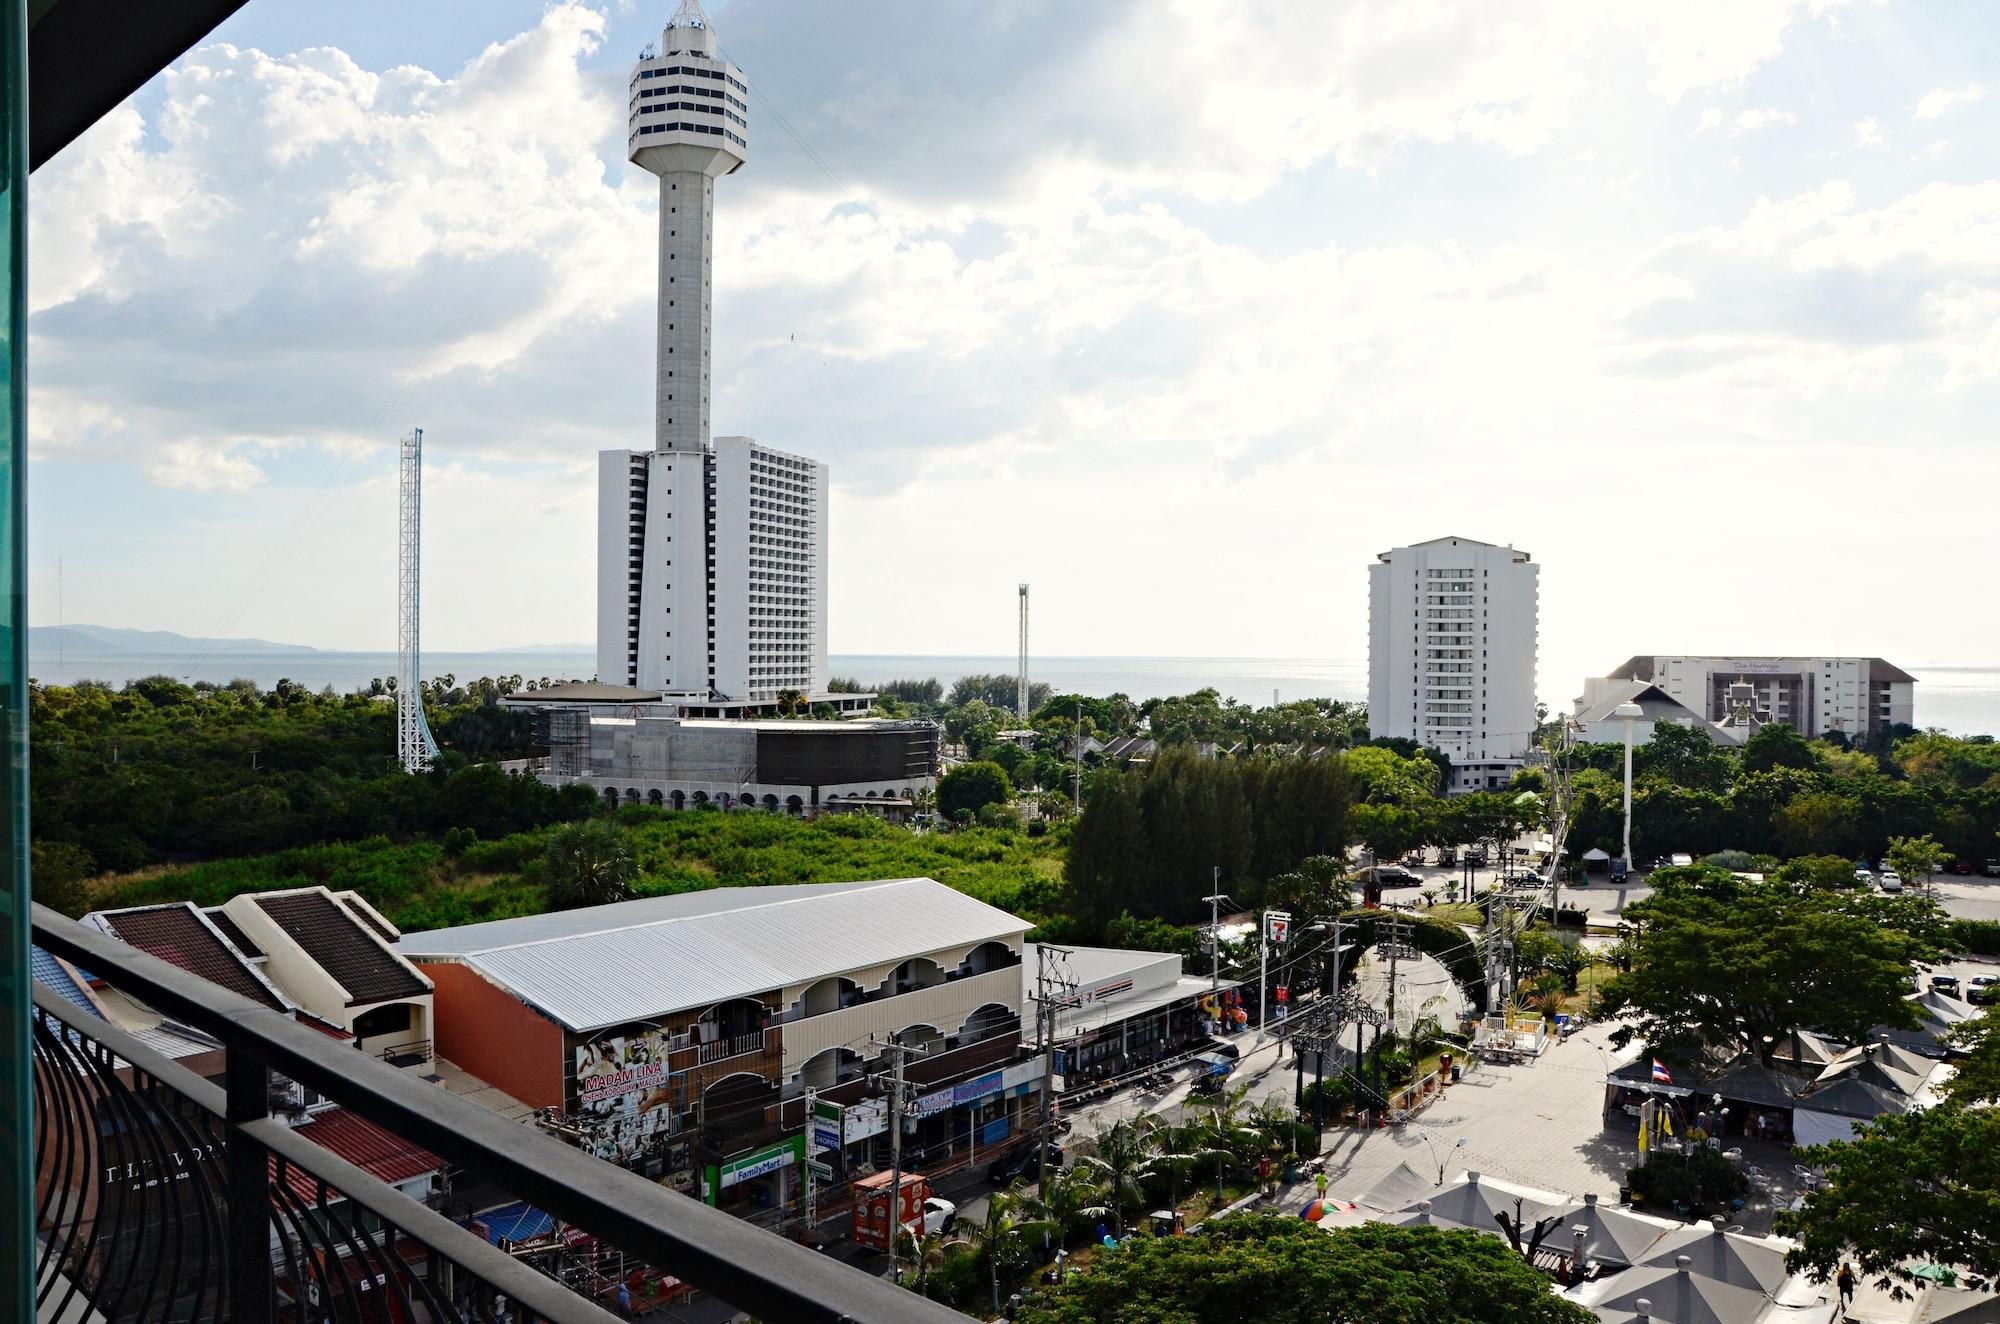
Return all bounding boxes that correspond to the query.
[1614,702,1643,868]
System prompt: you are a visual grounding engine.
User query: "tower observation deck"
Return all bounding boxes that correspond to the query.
[628,0,748,456]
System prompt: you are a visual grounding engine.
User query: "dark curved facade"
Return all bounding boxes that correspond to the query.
[755,722,938,788]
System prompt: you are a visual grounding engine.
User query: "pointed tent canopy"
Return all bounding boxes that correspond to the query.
[1537,1193,1679,1268]
[1397,1171,1568,1237]
[1355,1161,1435,1214]
[1577,1259,1774,1324]
[1924,1287,2000,1323]
[1636,1220,1792,1293]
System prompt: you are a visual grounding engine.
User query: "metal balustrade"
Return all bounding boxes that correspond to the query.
[31,903,962,1324]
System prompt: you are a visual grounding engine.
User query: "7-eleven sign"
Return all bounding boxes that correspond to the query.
[1265,912,1291,945]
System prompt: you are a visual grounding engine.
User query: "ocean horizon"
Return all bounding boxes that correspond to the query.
[26,648,2000,738]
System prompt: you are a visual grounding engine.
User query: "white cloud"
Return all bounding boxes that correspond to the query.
[1734,107,1797,133]
[1696,107,1724,134]
[1854,117,1887,147]
[1915,83,1983,120]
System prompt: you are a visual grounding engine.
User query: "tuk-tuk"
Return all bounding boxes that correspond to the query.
[1189,1052,1234,1093]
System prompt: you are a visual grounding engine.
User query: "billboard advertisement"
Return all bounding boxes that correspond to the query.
[572,1031,683,1166]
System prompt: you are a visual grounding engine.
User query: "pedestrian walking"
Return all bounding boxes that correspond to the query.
[616,1281,632,1319]
[1837,1262,1856,1314]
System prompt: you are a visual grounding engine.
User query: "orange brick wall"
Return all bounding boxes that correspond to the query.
[421,961,565,1108]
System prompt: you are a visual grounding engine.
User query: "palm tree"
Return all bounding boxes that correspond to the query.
[895,1225,950,1297]
[1137,1114,1226,1217]
[952,1190,1058,1315]
[775,687,805,717]
[541,820,639,910]
[1076,1119,1148,1236]
[1184,1084,1264,1206]
[1546,944,1593,994]
[1020,1157,1107,1248]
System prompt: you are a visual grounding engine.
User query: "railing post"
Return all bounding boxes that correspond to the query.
[226,1053,275,1324]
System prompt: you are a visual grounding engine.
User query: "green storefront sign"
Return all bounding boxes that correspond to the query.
[700,1133,805,1207]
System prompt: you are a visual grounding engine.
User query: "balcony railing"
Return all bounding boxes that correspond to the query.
[30,903,960,1324]
[694,1029,770,1065]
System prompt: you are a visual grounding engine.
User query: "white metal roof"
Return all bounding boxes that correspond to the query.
[397,879,1029,1032]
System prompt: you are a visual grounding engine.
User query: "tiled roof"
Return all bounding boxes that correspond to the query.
[275,1108,438,1204]
[91,904,287,1011]
[335,891,399,944]
[204,908,263,959]
[254,891,430,1007]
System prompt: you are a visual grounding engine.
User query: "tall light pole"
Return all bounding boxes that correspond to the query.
[1614,701,1643,867]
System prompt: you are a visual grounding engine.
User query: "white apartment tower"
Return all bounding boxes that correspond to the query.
[598,1,829,700]
[1367,537,1539,791]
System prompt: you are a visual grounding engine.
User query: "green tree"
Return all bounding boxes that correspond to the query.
[938,760,1013,820]
[31,840,97,918]
[952,1189,1057,1315]
[1600,867,1940,1062]
[1740,722,1826,775]
[1887,833,1949,895]
[1773,790,1860,859]
[1769,854,1860,890]
[1779,1105,2000,1293]
[1078,1119,1150,1236]
[1014,1215,1595,1324]
[1633,721,1736,793]
[1944,1007,2000,1107]
[541,819,638,910]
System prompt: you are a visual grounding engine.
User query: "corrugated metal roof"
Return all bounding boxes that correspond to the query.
[31,945,101,1018]
[398,879,1029,1032]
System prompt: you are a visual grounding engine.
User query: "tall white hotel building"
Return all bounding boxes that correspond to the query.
[1367,537,1540,791]
[597,2,829,701]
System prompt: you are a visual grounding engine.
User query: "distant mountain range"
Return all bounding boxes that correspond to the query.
[27,625,595,656]
[30,625,319,655]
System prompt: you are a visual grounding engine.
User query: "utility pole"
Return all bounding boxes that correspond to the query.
[1259,911,1288,1037]
[1073,700,1083,810]
[1033,944,1076,1202]
[804,1086,818,1232]
[871,1038,926,1286]
[1203,872,1228,994]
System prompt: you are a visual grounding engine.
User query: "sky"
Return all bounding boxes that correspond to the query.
[23,0,2000,701]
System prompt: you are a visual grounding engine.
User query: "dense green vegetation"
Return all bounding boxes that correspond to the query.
[1600,864,1947,1061]
[1012,1216,1595,1324]
[1562,722,2000,865]
[31,675,589,877]
[86,804,1067,934]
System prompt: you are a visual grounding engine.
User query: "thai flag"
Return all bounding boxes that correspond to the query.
[1651,1059,1673,1085]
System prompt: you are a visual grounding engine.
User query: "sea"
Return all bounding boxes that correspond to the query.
[26,649,2000,738]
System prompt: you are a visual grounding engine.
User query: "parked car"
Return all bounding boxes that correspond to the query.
[1400,851,1428,868]
[1437,847,1458,867]
[1949,858,1976,875]
[1930,974,1962,998]
[1853,868,1874,887]
[1369,865,1423,889]
[1880,871,1904,894]
[1985,859,2000,877]
[917,1197,957,1236]
[1463,848,1488,867]
[988,1142,1063,1186]
[1608,858,1628,884]
[1969,976,1999,1005]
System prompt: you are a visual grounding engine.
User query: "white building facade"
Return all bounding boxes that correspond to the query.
[1599,655,1915,742]
[598,3,830,702]
[1368,537,1540,791]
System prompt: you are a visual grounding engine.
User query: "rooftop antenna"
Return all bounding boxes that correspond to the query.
[398,429,440,773]
[1017,583,1030,720]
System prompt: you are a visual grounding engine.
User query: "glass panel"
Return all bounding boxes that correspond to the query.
[0,0,29,1313]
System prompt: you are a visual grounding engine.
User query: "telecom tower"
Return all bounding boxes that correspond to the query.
[1017,583,1030,719]
[397,429,440,773]
[598,4,827,702]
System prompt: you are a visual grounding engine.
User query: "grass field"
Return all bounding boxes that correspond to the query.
[90,807,1071,934]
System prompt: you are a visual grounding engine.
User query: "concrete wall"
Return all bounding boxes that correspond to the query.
[422,962,567,1109]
